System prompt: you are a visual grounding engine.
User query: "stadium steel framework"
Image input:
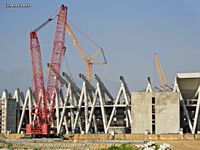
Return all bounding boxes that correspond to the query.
[1,72,200,134]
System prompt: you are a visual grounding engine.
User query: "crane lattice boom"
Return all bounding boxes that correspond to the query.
[29,31,46,126]
[46,4,67,125]
[66,23,107,83]
[153,52,166,92]
[27,4,67,135]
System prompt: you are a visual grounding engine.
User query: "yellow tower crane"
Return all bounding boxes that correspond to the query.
[66,23,107,83]
[153,52,166,92]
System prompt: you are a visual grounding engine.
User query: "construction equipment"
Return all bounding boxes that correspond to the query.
[27,4,67,135]
[66,23,107,83]
[153,52,166,92]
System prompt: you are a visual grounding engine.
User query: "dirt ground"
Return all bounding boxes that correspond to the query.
[0,139,199,150]
[157,140,200,150]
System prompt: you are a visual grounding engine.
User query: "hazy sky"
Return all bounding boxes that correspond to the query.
[0,0,200,94]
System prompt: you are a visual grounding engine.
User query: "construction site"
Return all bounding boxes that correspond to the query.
[1,2,200,150]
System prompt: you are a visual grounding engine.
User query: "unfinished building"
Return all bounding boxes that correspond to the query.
[0,92,16,133]
[174,73,200,134]
[0,72,200,134]
[0,73,132,134]
[131,92,179,134]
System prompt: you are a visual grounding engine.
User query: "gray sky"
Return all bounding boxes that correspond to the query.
[0,0,200,95]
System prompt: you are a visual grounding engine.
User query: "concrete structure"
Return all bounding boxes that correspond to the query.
[131,92,179,134]
[1,72,200,135]
[174,72,200,134]
[0,93,17,133]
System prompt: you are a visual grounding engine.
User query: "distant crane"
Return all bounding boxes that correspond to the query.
[153,52,166,92]
[65,23,107,83]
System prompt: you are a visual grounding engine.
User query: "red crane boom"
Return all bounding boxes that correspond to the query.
[26,4,67,135]
[46,4,67,125]
[29,32,46,134]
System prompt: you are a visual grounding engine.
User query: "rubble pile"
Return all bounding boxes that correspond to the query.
[136,141,172,150]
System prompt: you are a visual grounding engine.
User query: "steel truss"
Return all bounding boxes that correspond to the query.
[1,73,132,134]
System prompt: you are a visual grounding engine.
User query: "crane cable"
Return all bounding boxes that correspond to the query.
[69,21,107,62]
[61,53,74,81]
[33,7,60,32]
[69,21,103,49]
[68,21,108,80]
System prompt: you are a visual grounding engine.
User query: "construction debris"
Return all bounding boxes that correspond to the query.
[136,141,172,150]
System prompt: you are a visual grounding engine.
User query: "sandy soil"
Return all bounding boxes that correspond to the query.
[0,140,199,149]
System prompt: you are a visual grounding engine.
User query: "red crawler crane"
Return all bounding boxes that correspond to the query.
[26,4,67,135]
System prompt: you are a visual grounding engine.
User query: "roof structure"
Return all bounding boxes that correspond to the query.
[176,72,200,99]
